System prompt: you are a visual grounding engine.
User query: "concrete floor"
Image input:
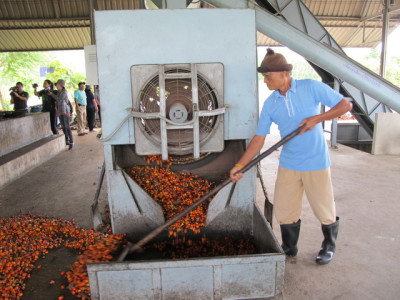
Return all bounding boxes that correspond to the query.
[1,128,400,300]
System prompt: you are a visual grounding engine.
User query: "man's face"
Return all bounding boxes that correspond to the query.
[16,84,23,92]
[262,71,284,90]
[79,84,85,90]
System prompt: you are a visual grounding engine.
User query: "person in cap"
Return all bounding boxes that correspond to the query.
[85,85,98,132]
[49,79,74,149]
[74,82,88,136]
[230,48,352,265]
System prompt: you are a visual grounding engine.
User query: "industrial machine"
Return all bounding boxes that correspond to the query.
[87,5,285,300]
[86,0,400,298]
[98,7,261,239]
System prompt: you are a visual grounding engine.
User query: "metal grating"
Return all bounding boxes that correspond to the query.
[137,68,219,152]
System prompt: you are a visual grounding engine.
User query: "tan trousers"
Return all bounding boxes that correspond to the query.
[76,105,87,134]
[274,166,336,225]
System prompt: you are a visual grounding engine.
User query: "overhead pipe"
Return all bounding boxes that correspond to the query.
[205,0,400,114]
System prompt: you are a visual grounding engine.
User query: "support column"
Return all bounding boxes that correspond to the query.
[89,0,95,45]
[380,0,390,78]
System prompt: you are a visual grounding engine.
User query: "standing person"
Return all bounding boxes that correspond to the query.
[34,79,58,135]
[74,82,88,136]
[85,85,98,132]
[50,79,74,150]
[94,85,101,123]
[230,48,352,265]
[10,82,29,111]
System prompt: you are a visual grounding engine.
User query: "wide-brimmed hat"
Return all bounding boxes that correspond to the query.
[85,85,92,90]
[257,48,293,73]
[55,79,65,88]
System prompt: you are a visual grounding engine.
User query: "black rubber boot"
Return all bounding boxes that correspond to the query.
[280,219,301,256]
[316,217,339,265]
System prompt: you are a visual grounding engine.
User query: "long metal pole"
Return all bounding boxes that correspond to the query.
[331,79,339,148]
[117,126,304,262]
[380,0,390,78]
[205,0,400,114]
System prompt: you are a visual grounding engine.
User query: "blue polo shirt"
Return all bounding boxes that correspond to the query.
[74,90,87,105]
[256,78,343,171]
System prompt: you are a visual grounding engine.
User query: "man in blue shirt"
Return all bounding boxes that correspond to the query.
[230,49,352,265]
[74,82,88,136]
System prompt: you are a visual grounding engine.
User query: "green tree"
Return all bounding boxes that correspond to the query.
[0,52,47,109]
[0,52,47,82]
[0,52,86,110]
[349,48,400,87]
[291,60,321,81]
[386,56,400,87]
[44,60,86,98]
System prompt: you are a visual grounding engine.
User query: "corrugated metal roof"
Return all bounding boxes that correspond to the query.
[0,27,91,51]
[257,0,400,47]
[0,0,399,52]
[0,0,141,51]
[305,0,400,47]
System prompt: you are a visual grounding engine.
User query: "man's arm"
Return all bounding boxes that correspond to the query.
[55,99,60,116]
[93,98,98,112]
[13,92,28,101]
[298,98,352,135]
[95,94,100,106]
[73,90,79,108]
[74,94,79,110]
[230,134,266,183]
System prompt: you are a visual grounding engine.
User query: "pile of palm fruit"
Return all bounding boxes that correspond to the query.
[0,155,255,300]
[127,155,256,258]
[0,214,125,299]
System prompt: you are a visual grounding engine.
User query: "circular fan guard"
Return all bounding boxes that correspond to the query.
[137,68,220,155]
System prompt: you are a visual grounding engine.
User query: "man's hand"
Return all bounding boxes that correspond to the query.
[230,165,243,183]
[299,99,352,135]
[298,115,320,135]
[229,135,266,183]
